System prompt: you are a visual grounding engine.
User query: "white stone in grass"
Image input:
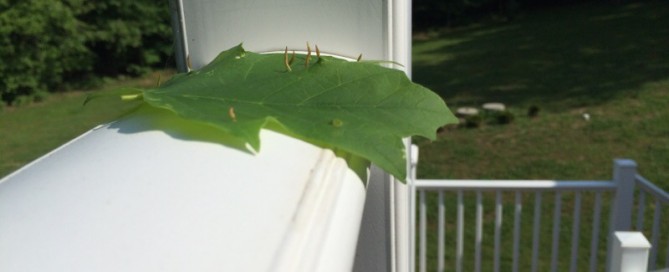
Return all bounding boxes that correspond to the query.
[482,102,506,112]
[456,107,479,116]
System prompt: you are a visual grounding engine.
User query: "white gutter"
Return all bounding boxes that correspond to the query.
[0,107,365,271]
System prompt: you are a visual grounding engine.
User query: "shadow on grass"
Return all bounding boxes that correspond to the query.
[413,1,669,112]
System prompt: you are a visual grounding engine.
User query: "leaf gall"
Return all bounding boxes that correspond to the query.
[331,119,344,127]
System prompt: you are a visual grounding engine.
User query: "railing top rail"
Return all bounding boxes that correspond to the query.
[414,179,616,191]
[635,174,669,204]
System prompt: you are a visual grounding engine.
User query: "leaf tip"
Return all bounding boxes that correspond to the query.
[247,138,261,153]
[235,42,246,52]
[234,43,247,59]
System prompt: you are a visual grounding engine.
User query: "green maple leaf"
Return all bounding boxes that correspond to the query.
[93,44,456,181]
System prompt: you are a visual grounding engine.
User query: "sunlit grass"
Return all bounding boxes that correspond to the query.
[0,70,175,178]
[413,1,669,186]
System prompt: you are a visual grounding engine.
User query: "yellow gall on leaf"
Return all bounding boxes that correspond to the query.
[331,118,344,127]
[228,106,237,122]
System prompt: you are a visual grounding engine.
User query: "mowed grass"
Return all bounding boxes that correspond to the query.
[412,1,669,271]
[0,71,174,178]
[413,1,669,185]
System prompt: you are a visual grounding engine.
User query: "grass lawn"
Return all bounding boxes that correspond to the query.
[413,0,669,185]
[412,1,669,271]
[0,71,174,178]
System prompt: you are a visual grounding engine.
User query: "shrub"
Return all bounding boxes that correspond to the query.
[463,114,483,128]
[528,105,540,118]
[482,110,515,125]
[32,91,49,103]
[12,95,33,107]
[0,0,92,104]
[79,0,173,76]
[495,110,515,124]
[0,0,173,105]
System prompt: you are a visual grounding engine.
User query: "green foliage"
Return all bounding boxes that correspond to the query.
[78,0,173,75]
[493,110,514,124]
[0,0,92,103]
[32,91,49,103]
[12,95,33,107]
[482,109,515,125]
[527,105,540,118]
[0,0,172,105]
[121,45,456,180]
[463,114,482,128]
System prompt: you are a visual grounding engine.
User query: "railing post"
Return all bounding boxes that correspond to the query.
[609,231,651,272]
[607,159,638,271]
[610,159,638,231]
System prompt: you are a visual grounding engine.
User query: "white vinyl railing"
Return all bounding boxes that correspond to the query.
[635,174,669,271]
[410,159,669,272]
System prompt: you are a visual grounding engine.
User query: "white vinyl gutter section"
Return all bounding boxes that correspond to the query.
[0,107,365,271]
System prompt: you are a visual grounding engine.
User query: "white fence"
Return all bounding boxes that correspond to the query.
[410,159,669,272]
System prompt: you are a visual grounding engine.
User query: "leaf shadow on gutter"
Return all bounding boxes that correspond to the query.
[103,103,371,184]
[106,104,252,154]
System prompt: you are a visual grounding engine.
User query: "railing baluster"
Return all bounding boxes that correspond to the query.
[649,200,662,270]
[512,191,522,272]
[550,192,562,272]
[456,190,464,272]
[665,232,669,268]
[589,192,602,272]
[475,191,483,272]
[494,191,502,272]
[419,190,426,272]
[636,190,646,231]
[438,191,445,272]
[531,192,542,272]
[569,192,582,272]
